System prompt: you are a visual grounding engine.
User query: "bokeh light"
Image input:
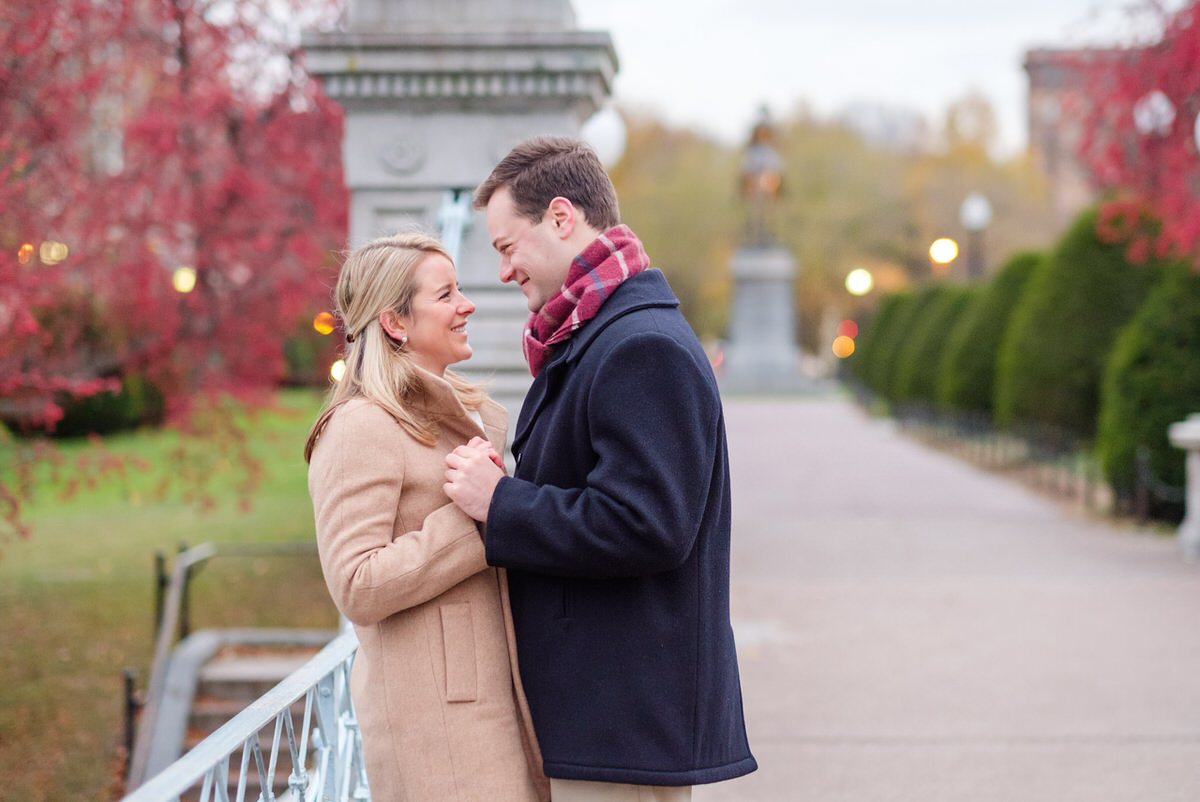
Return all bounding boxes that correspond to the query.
[17,243,34,264]
[832,335,856,359]
[929,238,959,265]
[39,241,69,265]
[330,358,347,383]
[313,311,336,335]
[172,266,197,293]
[836,319,858,338]
[845,267,874,296]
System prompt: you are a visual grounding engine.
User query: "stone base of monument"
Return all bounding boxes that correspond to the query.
[1168,413,1200,561]
[720,245,815,393]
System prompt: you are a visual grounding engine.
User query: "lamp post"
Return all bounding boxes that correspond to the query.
[959,192,992,280]
[1133,88,1175,196]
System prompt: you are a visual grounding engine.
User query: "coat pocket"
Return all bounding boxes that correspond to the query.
[440,602,478,703]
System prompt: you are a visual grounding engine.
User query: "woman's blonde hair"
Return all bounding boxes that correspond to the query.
[304,232,484,462]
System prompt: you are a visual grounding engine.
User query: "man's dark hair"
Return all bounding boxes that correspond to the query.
[473,135,620,230]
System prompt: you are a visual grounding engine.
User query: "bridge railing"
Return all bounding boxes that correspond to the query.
[121,629,368,802]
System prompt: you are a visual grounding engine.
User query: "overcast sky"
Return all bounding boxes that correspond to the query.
[571,0,1166,156]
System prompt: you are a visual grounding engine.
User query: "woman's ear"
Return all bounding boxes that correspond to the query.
[378,309,407,342]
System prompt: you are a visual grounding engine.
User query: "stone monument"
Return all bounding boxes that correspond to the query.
[303,0,617,413]
[722,108,804,391]
[1169,413,1200,560]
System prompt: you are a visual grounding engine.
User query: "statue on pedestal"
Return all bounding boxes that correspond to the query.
[722,105,804,390]
[739,107,783,247]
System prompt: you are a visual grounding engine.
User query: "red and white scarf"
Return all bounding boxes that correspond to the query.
[523,225,651,377]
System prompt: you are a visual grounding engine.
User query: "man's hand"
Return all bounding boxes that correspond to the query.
[444,441,505,522]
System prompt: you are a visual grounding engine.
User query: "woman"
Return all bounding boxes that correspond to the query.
[304,233,548,802]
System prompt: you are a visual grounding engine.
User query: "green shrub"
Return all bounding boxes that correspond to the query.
[853,292,908,392]
[54,373,165,438]
[863,291,918,398]
[995,207,1165,436]
[1097,263,1200,496]
[892,284,977,405]
[875,285,946,403]
[937,252,1042,414]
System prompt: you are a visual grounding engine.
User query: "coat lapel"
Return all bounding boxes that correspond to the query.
[511,350,570,457]
[478,397,509,451]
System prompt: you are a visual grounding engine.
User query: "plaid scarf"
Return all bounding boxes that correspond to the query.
[523,224,651,377]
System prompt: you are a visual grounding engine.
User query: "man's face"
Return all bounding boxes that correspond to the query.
[485,186,569,314]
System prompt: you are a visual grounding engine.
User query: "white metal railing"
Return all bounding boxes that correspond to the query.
[121,630,369,802]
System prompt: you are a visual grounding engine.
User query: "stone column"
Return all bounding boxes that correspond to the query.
[1168,413,1200,560]
[303,1,617,413]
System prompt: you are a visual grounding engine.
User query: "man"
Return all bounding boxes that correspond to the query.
[444,136,756,802]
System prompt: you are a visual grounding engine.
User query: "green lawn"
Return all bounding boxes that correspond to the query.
[0,390,341,801]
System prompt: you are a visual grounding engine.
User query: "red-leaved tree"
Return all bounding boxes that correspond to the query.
[0,0,347,535]
[1078,1,1200,264]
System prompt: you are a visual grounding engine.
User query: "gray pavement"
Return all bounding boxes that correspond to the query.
[698,396,1200,802]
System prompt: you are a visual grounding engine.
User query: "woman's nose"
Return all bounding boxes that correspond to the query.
[460,295,476,315]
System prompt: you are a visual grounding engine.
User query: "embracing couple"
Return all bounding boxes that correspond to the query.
[305,136,756,802]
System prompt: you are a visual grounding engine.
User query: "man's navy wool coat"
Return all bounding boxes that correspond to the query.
[485,268,757,787]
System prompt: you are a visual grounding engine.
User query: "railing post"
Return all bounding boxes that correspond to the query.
[1135,446,1151,525]
[178,542,191,640]
[154,550,167,638]
[123,667,139,766]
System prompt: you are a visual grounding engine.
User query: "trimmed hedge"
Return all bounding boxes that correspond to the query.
[892,285,977,406]
[54,373,165,438]
[995,207,1164,436]
[937,251,1042,414]
[853,291,909,393]
[878,284,950,403]
[1096,263,1200,495]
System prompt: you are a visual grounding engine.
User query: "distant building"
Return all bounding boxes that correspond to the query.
[1023,47,1125,224]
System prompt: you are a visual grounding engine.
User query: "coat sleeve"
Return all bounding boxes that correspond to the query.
[309,404,488,625]
[485,331,719,578]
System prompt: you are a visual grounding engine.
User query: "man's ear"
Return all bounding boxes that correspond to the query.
[379,309,407,342]
[546,196,578,239]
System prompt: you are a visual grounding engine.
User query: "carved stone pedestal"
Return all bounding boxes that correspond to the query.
[721,245,806,392]
[303,0,617,414]
[1168,413,1200,561]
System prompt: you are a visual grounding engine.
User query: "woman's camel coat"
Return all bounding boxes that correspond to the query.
[307,376,548,802]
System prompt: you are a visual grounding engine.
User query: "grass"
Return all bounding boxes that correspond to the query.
[0,389,341,801]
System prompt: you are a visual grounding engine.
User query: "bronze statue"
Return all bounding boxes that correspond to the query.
[740,106,783,246]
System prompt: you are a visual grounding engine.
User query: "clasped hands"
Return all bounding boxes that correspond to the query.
[444,436,505,522]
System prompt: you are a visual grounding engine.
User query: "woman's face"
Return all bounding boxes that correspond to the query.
[398,253,475,376]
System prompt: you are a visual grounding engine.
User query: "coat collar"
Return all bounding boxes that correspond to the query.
[409,367,508,448]
[512,269,677,455]
[551,268,679,369]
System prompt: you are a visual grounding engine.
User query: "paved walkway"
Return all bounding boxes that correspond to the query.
[698,396,1200,802]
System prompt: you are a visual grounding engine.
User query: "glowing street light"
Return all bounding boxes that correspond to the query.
[330,358,347,383]
[929,238,958,274]
[172,266,197,293]
[313,311,336,335]
[39,241,69,265]
[832,335,856,359]
[845,267,874,296]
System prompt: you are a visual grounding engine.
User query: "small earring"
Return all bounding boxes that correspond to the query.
[400,335,408,347]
